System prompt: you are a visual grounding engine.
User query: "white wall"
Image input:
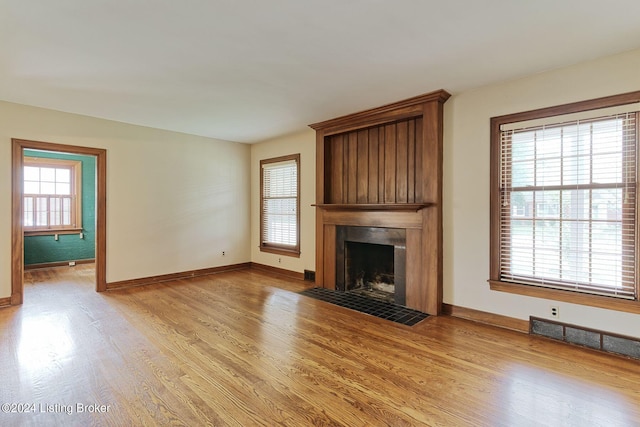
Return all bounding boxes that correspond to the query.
[444,48,640,338]
[0,101,251,296]
[250,129,316,273]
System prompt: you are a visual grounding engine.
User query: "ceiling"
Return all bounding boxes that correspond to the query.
[2,1,640,143]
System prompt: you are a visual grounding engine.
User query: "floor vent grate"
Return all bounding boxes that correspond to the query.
[530,317,640,360]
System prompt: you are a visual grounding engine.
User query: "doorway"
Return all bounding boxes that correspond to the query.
[11,139,107,305]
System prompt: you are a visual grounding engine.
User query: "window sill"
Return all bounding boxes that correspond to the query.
[24,228,83,237]
[489,279,640,315]
[260,246,301,258]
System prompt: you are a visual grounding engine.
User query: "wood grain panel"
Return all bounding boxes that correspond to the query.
[330,134,344,203]
[405,229,422,311]
[422,207,441,315]
[407,119,416,203]
[313,203,430,211]
[368,128,379,203]
[341,134,348,203]
[321,210,422,229]
[396,120,408,203]
[378,127,386,203]
[356,129,369,203]
[11,140,23,305]
[315,208,325,286]
[347,132,358,204]
[316,131,327,287]
[316,131,327,205]
[422,102,441,202]
[95,146,107,292]
[414,117,423,202]
[384,123,397,203]
[323,224,336,290]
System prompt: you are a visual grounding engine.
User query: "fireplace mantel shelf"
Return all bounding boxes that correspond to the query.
[313,203,432,212]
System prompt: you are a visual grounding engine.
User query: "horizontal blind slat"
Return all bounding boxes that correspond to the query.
[499,112,637,298]
[261,157,298,249]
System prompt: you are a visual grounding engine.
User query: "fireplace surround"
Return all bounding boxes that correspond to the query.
[336,226,406,305]
[310,90,449,315]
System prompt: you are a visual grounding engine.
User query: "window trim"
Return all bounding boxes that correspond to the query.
[489,91,640,314]
[259,153,301,257]
[23,156,82,235]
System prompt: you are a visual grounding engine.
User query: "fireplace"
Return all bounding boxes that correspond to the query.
[311,90,449,315]
[336,226,406,305]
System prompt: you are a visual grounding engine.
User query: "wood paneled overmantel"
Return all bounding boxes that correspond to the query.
[310,89,450,315]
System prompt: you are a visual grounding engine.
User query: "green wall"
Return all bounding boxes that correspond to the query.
[23,150,96,265]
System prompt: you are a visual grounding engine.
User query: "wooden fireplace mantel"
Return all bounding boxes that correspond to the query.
[313,203,432,212]
[310,89,450,315]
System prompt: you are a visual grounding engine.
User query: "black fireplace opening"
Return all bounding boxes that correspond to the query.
[336,226,406,306]
[345,241,395,303]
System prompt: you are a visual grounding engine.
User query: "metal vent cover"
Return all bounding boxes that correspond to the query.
[530,317,640,360]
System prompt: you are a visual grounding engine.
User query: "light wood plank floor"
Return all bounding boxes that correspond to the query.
[0,264,639,426]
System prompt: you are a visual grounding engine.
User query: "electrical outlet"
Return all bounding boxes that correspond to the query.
[69,261,76,267]
[550,306,559,318]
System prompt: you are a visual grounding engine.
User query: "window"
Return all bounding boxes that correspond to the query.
[260,154,300,257]
[23,157,82,234]
[490,92,640,309]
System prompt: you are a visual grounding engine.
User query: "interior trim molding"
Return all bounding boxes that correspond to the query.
[489,280,640,314]
[309,89,451,136]
[24,259,96,270]
[106,262,251,290]
[249,262,305,281]
[442,303,529,333]
[0,297,11,308]
[11,139,108,306]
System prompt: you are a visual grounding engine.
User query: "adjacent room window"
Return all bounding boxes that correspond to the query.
[490,94,640,306]
[23,157,82,234]
[260,154,300,257]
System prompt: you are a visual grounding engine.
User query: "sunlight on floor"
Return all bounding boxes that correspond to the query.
[502,365,636,426]
[18,314,75,375]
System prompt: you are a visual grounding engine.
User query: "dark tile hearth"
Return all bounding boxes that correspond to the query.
[299,287,428,326]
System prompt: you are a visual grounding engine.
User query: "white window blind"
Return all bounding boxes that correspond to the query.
[261,157,299,250]
[499,112,637,299]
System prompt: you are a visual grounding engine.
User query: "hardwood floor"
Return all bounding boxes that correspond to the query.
[1,264,639,426]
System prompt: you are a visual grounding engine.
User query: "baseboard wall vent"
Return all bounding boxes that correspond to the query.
[530,317,640,360]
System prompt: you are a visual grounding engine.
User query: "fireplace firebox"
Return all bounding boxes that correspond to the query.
[336,226,406,305]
